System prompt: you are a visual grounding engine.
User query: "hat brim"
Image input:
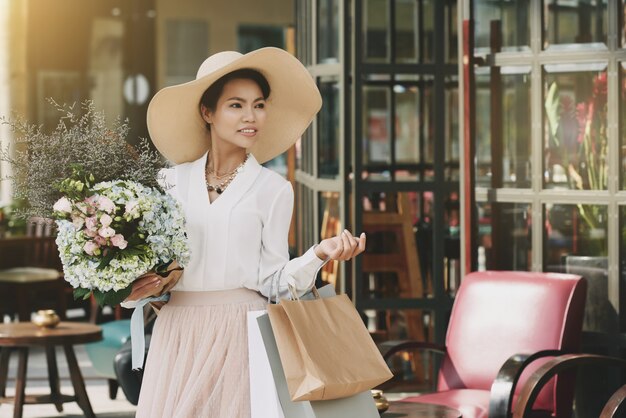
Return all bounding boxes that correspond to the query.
[147,47,322,164]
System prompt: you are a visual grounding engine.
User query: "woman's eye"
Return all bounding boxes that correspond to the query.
[229,103,242,108]
[255,103,265,109]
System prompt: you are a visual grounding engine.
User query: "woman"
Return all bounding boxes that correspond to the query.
[125,48,366,417]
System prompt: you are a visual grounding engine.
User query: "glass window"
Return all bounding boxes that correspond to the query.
[445,76,460,181]
[501,71,532,188]
[361,191,433,298]
[477,202,532,271]
[476,68,533,188]
[423,77,435,178]
[395,0,418,63]
[444,191,461,295]
[394,85,419,164]
[363,85,391,167]
[544,203,608,271]
[365,0,389,62]
[474,0,530,52]
[422,0,435,63]
[318,80,340,178]
[622,63,626,189]
[319,191,342,288]
[296,123,315,175]
[543,66,608,191]
[543,0,608,50]
[475,70,492,187]
[445,0,458,63]
[476,67,532,187]
[317,0,339,63]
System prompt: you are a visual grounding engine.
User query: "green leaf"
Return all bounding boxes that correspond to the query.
[73,287,92,301]
[97,250,117,269]
[92,285,133,307]
[544,82,561,144]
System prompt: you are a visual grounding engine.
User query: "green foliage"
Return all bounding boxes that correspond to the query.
[74,285,134,307]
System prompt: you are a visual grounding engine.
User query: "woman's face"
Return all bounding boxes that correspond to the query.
[203,78,267,151]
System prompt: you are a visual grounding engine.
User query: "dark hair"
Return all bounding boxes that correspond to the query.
[199,68,271,121]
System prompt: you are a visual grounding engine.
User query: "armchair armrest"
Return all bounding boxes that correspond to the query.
[489,349,564,418]
[378,340,446,361]
[600,383,626,418]
[513,354,626,418]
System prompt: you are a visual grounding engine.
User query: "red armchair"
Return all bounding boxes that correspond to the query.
[380,271,587,418]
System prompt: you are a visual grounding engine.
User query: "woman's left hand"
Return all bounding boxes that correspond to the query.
[314,230,366,261]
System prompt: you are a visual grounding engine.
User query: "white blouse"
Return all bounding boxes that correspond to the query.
[159,151,325,298]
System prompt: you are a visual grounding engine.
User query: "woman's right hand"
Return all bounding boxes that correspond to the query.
[124,266,183,302]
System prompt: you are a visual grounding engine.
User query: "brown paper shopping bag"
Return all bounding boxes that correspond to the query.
[267,288,392,402]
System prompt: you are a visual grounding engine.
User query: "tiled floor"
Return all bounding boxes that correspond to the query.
[1,345,136,418]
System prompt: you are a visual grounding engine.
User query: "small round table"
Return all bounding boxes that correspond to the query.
[383,401,462,418]
[0,322,102,418]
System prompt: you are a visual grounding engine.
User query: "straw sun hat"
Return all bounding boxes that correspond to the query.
[147,47,322,164]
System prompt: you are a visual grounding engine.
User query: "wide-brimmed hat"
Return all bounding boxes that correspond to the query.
[147,47,322,164]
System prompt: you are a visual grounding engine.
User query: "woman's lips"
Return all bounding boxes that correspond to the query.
[238,128,257,137]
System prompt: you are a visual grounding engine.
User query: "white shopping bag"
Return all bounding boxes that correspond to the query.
[248,309,286,418]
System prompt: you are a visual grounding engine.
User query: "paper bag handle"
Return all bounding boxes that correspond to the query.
[287,257,330,301]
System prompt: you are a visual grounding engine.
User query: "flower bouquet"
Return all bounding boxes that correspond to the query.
[1,100,190,306]
[52,166,190,306]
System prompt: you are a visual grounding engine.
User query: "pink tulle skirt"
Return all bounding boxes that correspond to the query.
[135,288,267,418]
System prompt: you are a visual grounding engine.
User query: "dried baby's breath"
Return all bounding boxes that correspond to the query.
[0,100,166,219]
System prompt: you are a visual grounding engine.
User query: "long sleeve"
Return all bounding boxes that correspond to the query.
[257,181,326,300]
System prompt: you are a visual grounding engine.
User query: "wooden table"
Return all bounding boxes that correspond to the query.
[383,401,462,418]
[0,322,102,418]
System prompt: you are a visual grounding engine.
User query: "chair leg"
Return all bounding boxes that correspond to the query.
[108,378,119,399]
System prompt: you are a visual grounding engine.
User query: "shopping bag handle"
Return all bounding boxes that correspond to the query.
[287,257,330,301]
[267,264,286,303]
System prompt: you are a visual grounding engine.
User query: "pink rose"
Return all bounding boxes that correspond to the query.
[98,226,115,238]
[111,234,128,249]
[97,196,115,214]
[53,197,72,213]
[83,241,99,256]
[85,195,98,206]
[100,214,112,227]
[84,196,98,215]
[85,216,98,231]
[94,235,107,246]
[84,229,97,238]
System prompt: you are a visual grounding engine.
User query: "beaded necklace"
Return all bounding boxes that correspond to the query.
[205,153,249,194]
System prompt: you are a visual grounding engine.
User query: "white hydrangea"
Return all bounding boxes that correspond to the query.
[55,180,191,294]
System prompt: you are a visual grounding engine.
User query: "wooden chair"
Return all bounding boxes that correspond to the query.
[514,354,626,418]
[0,231,67,321]
[600,384,626,418]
